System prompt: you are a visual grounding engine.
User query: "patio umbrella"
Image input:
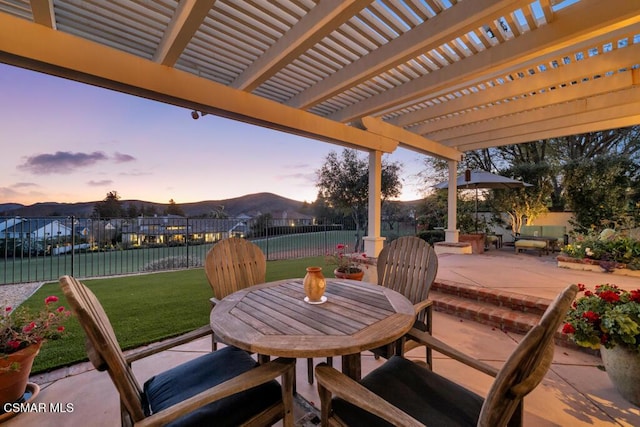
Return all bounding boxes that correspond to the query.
[434,170,532,231]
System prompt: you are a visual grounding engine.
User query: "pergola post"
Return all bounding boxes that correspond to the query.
[445,159,459,243]
[364,150,385,257]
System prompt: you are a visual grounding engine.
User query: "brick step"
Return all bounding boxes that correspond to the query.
[429,281,579,350]
[430,290,540,334]
[432,280,550,316]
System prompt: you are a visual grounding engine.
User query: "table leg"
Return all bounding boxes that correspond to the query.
[341,354,361,380]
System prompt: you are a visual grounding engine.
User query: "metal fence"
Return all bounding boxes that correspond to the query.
[0,216,417,285]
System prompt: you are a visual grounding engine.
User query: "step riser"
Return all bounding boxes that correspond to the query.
[432,300,535,335]
[432,281,549,315]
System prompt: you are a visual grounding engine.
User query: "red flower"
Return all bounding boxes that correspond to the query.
[336,244,345,250]
[57,326,65,333]
[601,333,610,344]
[7,340,21,350]
[598,290,620,303]
[44,296,59,304]
[584,290,593,297]
[57,306,65,313]
[577,283,586,292]
[582,311,599,322]
[22,321,36,333]
[630,290,640,303]
[562,323,575,334]
[4,307,11,313]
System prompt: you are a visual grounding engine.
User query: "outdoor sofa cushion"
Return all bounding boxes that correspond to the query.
[143,346,282,427]
[331,355,484,426]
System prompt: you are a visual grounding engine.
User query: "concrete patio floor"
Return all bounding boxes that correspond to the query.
[8,248,640,426]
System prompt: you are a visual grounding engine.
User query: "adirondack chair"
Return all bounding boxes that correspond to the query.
[315,284,578,427]
[59,275,295,427]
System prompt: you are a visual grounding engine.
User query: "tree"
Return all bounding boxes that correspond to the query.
[316,149,402,251]
[125,203,139,218]
[564,155,638,232]
[208,205,228,219]
[166,199,185,216]
[486,163,553,234]
[93,191,123,219]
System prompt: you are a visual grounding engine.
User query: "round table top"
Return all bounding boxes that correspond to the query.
[210,278,415,358]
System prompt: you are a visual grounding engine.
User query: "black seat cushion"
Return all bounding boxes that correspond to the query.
[332,356,484,427]
[143,346,282,427]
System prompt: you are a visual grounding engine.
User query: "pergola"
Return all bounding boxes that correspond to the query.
[1,0,638,255]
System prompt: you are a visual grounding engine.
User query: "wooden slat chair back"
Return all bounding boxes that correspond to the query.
[377,236,438,304]
[375,236,438,366]
[205,237,266,302]
[60,275,295,427]
[315,284,578,427]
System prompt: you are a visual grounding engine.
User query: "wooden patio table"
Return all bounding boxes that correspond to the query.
[210,278,415,380]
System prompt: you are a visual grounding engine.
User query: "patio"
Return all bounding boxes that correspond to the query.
[9,249,640,426]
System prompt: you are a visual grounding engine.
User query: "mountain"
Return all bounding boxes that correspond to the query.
[0,193,306,218]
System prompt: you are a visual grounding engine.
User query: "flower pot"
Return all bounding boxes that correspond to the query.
[0,342,41,405]
[303,267,326,302]
[600,345,640,407]
[334,268,364,281]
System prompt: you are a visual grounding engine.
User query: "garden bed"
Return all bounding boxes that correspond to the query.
[557,255,640,278]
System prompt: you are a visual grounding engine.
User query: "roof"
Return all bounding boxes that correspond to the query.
[1,0,638,160]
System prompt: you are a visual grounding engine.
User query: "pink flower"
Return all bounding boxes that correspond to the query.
[44,296,59,304]
[5,306,11,312]
[57,306,65,313]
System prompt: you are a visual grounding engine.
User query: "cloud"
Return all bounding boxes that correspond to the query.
[12,182,38,189]
[113,152,136,163]
[20,151,109,174]
[87,180,113,186]
[19,151,136,174]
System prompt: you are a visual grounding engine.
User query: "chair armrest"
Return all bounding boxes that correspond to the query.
[209,297,221,307]
[315,364,423,427]
[126,326,213,364]
[413,299,432,316]
[406,328,499,377]
[134,357,295,427]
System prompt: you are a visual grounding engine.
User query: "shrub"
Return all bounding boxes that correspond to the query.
[142,256,203,271]
[563,229,640,269]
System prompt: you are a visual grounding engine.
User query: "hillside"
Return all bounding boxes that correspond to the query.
[0,192,306,218]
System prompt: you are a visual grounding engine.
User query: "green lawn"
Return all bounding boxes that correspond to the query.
[25,256,329,373]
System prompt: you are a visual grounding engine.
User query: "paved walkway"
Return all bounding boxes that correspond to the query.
[7,249,640,426]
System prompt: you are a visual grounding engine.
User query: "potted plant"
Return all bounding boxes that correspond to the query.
[562,283,640,406]
[325,244,367,281]
[0,295,70,405]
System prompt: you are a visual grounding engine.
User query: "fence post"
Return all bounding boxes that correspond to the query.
[70,216,75,277]
[185,217,189,265]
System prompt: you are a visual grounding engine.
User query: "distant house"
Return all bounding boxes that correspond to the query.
[121,216,249,245]
[0,218,73,241]
[270,210,315,227]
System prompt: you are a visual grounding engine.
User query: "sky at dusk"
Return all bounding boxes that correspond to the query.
[1,63,429,206]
